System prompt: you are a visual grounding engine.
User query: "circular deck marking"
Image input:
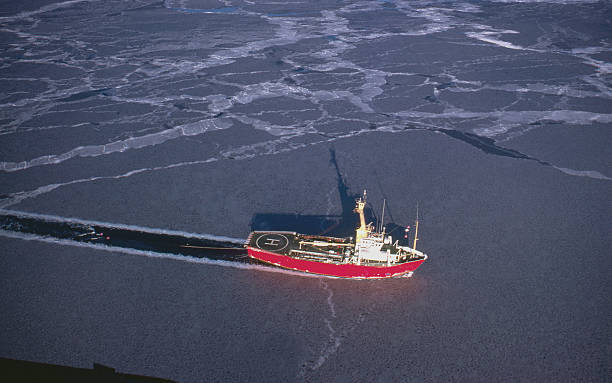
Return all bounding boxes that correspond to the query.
[255,233,289,252]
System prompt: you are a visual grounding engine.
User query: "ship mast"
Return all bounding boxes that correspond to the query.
[354,190,368,244]
[380,198,386,234]
[412,203,419,250]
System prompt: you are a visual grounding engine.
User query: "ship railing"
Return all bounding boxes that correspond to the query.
[299,240,354,248]
[290,249,343,260]
[245,232,255,246]
[301,234,350,243]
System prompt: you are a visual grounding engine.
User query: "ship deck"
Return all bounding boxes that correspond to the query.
[246,231,350,255]
[246,231,424,267]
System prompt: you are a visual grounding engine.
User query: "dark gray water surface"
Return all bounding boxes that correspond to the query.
[1,0,610,381]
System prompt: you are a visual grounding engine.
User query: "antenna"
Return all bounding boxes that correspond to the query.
[412,202,419,250]
[381,199,386,233]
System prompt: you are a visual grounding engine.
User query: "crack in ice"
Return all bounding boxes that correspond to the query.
[299,279,341,377]
[0,118,232,172]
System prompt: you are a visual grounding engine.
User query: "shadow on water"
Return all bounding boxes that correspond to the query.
[250,147,360,238]
[250,147,411,245]
[0,148,414,265]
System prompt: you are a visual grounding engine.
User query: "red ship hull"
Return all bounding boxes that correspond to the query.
[247,246,426,279]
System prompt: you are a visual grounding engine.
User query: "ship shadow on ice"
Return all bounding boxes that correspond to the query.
[250,148,359,238]
[250,148,413,246]
[0,147,412,267]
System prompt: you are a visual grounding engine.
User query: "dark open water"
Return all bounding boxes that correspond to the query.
[1,1,610,381]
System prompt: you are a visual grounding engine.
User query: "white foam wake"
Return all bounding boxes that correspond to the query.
[0,229,321,278]
[0,208,245,243]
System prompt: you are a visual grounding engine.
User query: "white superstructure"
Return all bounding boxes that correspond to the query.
[353,190,423,265]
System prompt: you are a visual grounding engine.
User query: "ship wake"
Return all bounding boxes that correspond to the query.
[0,210,318,277]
